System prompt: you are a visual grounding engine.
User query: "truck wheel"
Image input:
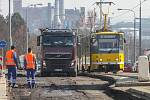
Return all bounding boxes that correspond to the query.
[82,65,85,73]
[88,66,91,73]
[41,72,45,77]
[41,70,47,77]
[69,71,77,77]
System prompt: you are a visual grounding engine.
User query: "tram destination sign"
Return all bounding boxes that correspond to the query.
[98,34,119,39]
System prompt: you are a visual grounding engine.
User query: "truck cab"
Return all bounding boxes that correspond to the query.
[37,29,78,76]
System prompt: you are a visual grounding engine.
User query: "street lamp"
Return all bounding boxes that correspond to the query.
[26,3,43,53]
[118,8,136,64]
[139,0,142,56]
[9,0,12,48]
[139,0,148,55]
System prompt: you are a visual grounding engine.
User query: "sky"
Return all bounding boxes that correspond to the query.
[1,0,150,24]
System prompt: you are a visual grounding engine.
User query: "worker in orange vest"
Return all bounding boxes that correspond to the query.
[5,45,18,88]
[24,48,37,88]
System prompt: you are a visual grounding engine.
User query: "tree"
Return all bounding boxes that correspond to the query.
[0,14,8,40]
[11,13,26,55]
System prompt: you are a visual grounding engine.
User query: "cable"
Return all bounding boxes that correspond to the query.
[86,2,97,11]
[111,0,148,20]
[73,0,77,9]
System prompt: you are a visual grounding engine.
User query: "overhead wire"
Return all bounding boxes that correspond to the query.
[111,0,148,20]
[73,0,77,9]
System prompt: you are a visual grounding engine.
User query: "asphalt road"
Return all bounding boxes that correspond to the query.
[8,76,143,100]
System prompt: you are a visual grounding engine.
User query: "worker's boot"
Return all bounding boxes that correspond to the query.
[31,83,35,88]
[8,82,11,87]
[12,83,18,88]
[28,82,31,89]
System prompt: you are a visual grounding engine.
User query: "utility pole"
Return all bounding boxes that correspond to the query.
[26,6,28,53]
[26,3,43,53]
[96,1,115,30]
[118,8,136,63]
[9,0,12,48]
[100,0,102,30]
[139,0,142,56]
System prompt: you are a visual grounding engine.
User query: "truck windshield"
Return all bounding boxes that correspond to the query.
[43,36,74,47]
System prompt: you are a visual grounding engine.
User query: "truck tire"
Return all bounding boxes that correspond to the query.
[41,70,47,77]
[69,71,77,77]
[88,66,91,73]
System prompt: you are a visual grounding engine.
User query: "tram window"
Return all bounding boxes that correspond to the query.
[119,35,124,50]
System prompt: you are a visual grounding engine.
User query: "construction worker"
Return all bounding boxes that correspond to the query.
[5,45,18,88]
[24,48,37,88]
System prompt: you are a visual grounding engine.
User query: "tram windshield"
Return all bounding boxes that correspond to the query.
[92,34,123,53]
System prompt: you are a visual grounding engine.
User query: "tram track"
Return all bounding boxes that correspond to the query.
[8,72,144,100]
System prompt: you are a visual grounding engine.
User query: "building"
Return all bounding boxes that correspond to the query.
[13,0,52,32]
[13,0,85,31]
[64,7,85,28]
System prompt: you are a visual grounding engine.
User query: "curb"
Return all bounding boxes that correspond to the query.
[0,74,7,100]
[79,73,116,86]
[80,72,150,100]
[116,82,150,87]
[127,88,150,100]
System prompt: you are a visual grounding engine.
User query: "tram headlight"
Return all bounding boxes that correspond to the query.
[100,59,103,61]
[116,58,119,61]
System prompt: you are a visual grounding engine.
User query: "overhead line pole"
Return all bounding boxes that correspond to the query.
[26,3,43,53]
[96,1,115,30]
[139,0,142,56]
[100,0,102,30]
[118,8,136,64]
[9,0,12,48]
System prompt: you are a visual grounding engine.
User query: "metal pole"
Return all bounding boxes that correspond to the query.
[96,1,115,30]
[84,39,86,70]
[134,17,136,63]
[89,33,92,73]
[26,6,28,53]
[139,0,142,56]
[9,0,12,48]
[100,0,102,30]
[117,8,136,63]
[81,38,84,72]
[25,4,42,53]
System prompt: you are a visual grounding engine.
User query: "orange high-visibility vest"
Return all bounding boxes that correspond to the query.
[25,53,35,69]
[5,50,16,66]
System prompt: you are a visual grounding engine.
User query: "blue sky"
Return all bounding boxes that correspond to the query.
[1,0,150,23]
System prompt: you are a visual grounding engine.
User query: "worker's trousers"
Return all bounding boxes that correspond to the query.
[26,69,36,88]
[7,66,17,86]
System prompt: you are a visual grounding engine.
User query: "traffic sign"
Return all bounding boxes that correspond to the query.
[0,40,7,48]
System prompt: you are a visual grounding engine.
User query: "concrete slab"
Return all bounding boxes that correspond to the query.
[0,74,7,100]
[0,96,7,100]
[127,87,150,100]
